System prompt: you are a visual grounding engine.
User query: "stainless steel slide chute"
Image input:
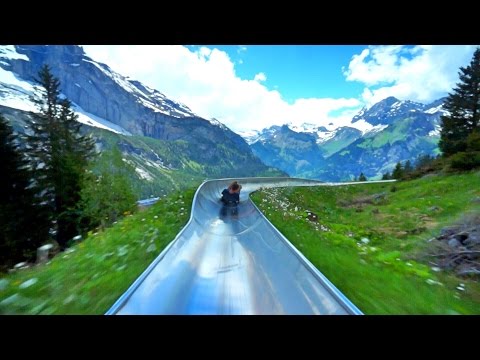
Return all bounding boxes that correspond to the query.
[106,177,371,315]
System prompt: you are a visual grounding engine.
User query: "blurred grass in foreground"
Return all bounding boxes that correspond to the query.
[0,188,196,314]
[251,172,480,314]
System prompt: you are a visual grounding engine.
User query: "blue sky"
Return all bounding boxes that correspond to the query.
[82,45,477,132]
[192,45,368,101]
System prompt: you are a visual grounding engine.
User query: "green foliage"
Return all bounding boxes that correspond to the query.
[396,154,444,180]
[25,65,96,248]
[382,172,391,180]
[79,147,137,231]
[467,130,480,152]
[404,160,413,174]
[415,154,435,170]
[358,173,367,181]
[0,188,195,314]
[87,129,205,198]
[86,128,283,199]
[319,128,360,158]
[251,173,480,314]
[2,103,283,201]
[449,151,480,170]
[397,160,416,180]
[444,123,480,171]
[373,119,411,147]
[392,162,403,179]
[439,48,480,157]
[0,115,49,271]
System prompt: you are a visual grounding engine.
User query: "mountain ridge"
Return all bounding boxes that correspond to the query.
[0,45,285,197]
[244,95,446,181]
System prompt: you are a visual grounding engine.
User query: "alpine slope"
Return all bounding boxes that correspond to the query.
[105,177,387,315]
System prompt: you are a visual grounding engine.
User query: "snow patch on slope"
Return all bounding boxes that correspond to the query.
[0,67,37,112]
[135,167,154,181]
[82,59,196,118]
[315,129,336,143]
[366,123,389,135]
[428,124,442,137]
[348,118,388,135]
[0,46,29,61]
[72,104,132,136]
[236,129,261,144]
[425,105,445,114]
[0,67,131,136]
[288,122,317,134]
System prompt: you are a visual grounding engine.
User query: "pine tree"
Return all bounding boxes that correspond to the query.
[415,154,433,170]
[439,48,480,157]
[392,162,404,179]
[382,172,391,180]
[79,147,137,230]
[467,130,480,151]
[0,114,50,270]
[25,65,96,249]
[358,172,367,181]
[404,160,413,174]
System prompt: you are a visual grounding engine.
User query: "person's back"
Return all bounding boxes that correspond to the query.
[220,181,242,205]
[221,188,239,204]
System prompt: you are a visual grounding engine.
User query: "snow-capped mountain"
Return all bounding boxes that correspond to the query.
[353,96,422,125]
[0,45,206,135]
[0,45,284,197]
[236,129,262,145]
[0,45,448,184]
[0,54,132,136]
[244,96,446,181]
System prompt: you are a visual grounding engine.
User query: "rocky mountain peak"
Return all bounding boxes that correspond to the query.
[0,44,282,184]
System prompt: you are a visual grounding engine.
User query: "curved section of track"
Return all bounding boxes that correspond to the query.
[106,177,379,315]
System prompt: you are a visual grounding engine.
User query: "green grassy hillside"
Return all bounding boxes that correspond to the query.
[251,172,480,314]
[0,188,195,314]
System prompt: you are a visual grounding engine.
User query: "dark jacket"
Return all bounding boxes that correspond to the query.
[221,189,240,204]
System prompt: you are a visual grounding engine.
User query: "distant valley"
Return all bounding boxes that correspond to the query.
[239,96,445,181]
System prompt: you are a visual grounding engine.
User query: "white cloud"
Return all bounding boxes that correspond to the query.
[82,45,360,132]
[237,45,247,53]
[287,98,362,129]
[344,45,478,106]
[254,72,266,82]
